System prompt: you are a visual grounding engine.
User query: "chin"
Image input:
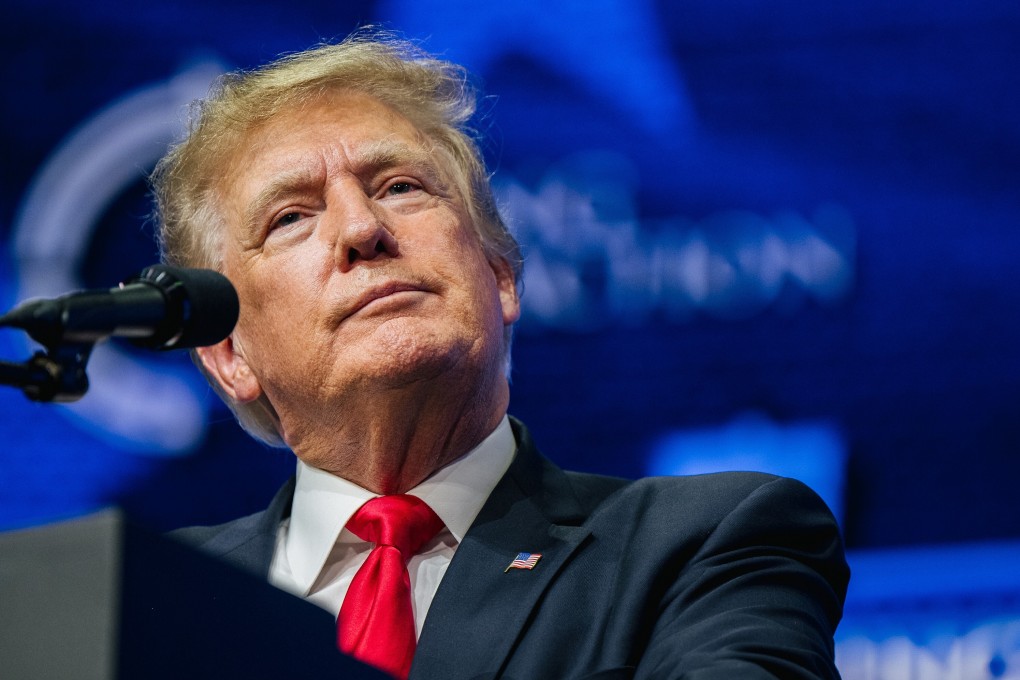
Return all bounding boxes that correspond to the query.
[362,322,475,383]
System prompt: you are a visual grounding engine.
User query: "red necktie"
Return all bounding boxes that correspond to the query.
[338,495,444,679]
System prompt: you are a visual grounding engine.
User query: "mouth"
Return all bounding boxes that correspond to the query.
[339,281,432,323]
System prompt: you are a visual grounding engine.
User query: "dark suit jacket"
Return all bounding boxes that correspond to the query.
[174,418,849,679]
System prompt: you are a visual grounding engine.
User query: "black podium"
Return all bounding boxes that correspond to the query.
[0,510,386,680]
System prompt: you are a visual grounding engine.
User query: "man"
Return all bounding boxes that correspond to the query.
[161,30,849,680]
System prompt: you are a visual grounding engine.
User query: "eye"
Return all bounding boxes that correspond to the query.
[272,211,303,230]
[386,181,421,196]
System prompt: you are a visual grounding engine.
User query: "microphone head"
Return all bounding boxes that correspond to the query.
[130,265,239,349]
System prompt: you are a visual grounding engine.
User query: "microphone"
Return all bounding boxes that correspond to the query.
[0,265,239,350]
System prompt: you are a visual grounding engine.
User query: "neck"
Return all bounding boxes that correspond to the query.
[275,373,509,494]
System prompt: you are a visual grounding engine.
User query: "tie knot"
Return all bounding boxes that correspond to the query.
[346,495,444,560]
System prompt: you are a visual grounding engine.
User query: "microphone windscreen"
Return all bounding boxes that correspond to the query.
[132,265,240,349]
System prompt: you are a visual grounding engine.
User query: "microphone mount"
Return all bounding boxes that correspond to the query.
[0,264,238,402]
[0,341,93,402]
[1,297,102,403]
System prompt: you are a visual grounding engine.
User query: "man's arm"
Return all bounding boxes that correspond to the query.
[635,476,849,680]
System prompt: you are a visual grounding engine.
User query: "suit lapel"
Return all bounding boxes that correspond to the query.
[411,421,591,679]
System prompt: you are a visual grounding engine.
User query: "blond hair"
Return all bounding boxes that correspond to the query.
[151,30,521,447]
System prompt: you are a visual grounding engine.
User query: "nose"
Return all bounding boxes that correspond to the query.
[328,191,399,272]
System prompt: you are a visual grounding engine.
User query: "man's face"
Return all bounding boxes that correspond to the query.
[203,91,519,442]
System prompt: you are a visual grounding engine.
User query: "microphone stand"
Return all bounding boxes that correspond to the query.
[0,335,94,403]
[0,291,104,402]
[0,264,238,402]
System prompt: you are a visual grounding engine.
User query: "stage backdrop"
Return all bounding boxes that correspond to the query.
[3,0,1015,546]
[2,0,1018,579]
[5,2,1020,676]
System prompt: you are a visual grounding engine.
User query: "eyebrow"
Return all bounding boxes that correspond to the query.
[241,164,323,239]
[352,138,447,188]
[239,139,450,239]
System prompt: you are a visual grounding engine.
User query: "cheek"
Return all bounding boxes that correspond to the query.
[452,262,507,333]
[235,245,322,311]
[230,269,312,356]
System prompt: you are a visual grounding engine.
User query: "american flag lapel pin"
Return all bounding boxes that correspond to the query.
[504,552,542,573]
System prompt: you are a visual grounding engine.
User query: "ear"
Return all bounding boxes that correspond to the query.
[195,335,263,403]
[490,257,521,326]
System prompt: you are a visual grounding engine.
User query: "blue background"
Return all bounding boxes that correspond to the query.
[2,2,1020,672]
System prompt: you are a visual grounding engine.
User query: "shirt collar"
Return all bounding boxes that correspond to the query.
[283,415,517,594]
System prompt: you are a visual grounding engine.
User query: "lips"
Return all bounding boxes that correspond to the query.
[339,281,431,323]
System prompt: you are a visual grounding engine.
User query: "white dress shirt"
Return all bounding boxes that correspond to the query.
[268,416,516,638]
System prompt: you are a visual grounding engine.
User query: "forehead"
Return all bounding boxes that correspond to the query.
[217,91,437,204]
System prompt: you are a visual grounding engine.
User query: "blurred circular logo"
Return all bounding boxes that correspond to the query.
[11,63,224,456]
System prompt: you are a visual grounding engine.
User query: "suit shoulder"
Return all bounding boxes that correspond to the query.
[168,509,267,552]
[628,470,808,502]
[581,469,783,501]
[562,469,632,512]
[636,469,787,495]
[559,468,806,518]
[587,471,834,533]
[170,474,295,547]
